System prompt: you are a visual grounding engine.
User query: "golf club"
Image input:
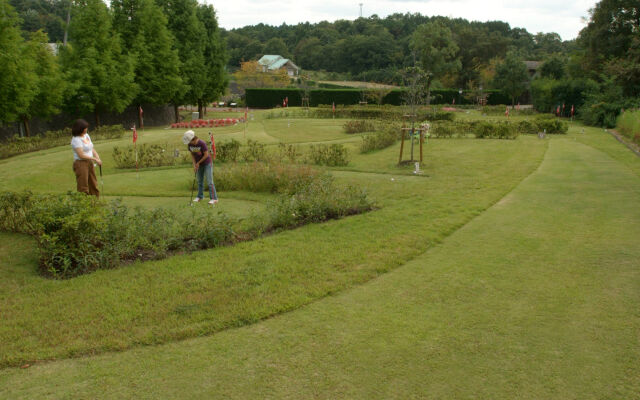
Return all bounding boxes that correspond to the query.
[189,171,196,206]
[98,164,104,196]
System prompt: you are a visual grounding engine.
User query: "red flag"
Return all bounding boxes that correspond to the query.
[209,132,216,160]
[132,126,137,143]
[556,106,560,116]
[571,105,575,117]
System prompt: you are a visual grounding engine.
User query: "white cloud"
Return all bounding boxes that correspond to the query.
[207,0,596,40]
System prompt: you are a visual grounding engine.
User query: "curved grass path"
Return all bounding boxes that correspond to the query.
[1,134,638,397]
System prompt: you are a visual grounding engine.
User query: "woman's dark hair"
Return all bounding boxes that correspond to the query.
[71,119,89,136]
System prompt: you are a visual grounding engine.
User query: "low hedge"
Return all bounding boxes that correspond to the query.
[0,168,373,278]
[246,88,511,108]
[0,125,125,160]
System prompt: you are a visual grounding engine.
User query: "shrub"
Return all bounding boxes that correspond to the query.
[112,143,185,169]
[0,191,235,278]
[307,144,350,166]
[216,139,241,163]
[242,139,268,162]
[534,116,568,134]
[215,162,320,193]
[276,143,302,163]
[617,109,640,145]
[360,124,399,153]
[473,121,519,139]
[263,174,372,230]
[427,121,472,138]
[343,120,377,134]
[517,120,539,134]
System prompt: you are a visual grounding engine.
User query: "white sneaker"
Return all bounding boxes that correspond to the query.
[208,199,218,205]
[193,198,202,203]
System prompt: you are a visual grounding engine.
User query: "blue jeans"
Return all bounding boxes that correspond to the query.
[196,162,218,200]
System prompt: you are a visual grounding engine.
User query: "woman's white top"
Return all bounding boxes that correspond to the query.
[71,133,93,161]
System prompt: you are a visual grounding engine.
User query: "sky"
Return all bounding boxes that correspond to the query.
[207,0,598,41]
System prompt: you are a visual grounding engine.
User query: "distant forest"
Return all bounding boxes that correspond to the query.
[223,13,571,86]
[11,1,569,88]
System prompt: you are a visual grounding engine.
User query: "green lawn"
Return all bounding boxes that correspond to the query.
[0,114,638,398]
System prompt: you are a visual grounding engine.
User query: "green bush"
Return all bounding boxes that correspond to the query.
[112,143,186,169]
[0,191,235,278]
[307,144,350,166]
[516,120,539,134]
[534,116,568,134]
[276,143,302,164]
[473,121,519,139]
[617,109,640,145]
[242,139,268,162]
[360,124,399,153]
[264,174,372,230]
[343,120,377,133]
[216,139,241,163]
[215,162,320,193]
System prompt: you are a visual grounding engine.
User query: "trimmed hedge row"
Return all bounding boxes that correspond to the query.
[246,88,511,108]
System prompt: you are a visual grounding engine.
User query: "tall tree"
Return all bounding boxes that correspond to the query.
[493,51,529,106]
[411,20,461,104]
[196,4,228,117]
[20,31,65,136]
[263,37,290,58]
[0,0,38,128]
[112,0,183,126]
[579,0,639,70]
[60,0,137,126]
[156,0,206,121]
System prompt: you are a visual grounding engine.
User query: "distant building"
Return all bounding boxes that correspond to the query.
[524,61,541,78]
[258,55,299,77]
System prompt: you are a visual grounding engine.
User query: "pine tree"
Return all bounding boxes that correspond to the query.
[156,0,206,121]
[20,31,66,136]
[60,0,137,126]
[0,0,37,126]
[112,0,183,126]
[196,3,228,117]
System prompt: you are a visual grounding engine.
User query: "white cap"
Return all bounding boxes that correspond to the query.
[182,130,195,144]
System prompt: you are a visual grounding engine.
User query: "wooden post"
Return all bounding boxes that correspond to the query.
[398,129,405,165]
[419,129,424,163]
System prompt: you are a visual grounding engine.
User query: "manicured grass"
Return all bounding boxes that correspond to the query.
[1,129,638,398]
[0,116,547,367]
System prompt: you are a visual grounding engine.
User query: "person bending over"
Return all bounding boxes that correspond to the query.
[183,130,218,205]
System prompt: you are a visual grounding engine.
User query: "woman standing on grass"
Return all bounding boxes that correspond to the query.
[183,130,218,205]
[71,119,101,198]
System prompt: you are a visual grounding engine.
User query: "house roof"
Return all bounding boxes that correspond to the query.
[258,55,299,71]
[258,55,283,66]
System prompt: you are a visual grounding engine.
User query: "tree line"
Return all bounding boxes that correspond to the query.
[5,0,638,130]
[1,0,227,135]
